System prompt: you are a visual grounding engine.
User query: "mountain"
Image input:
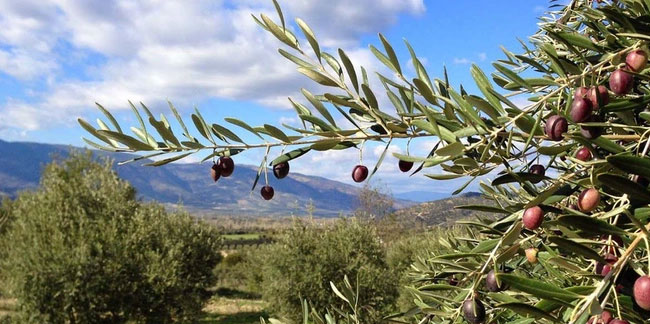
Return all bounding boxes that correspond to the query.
[0,140,416,217]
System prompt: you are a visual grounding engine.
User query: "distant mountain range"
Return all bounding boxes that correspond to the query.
[0,140,423,217]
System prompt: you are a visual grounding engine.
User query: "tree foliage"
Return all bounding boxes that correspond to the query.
[0,152,222,324]
[250,219,399,324]
[78,0,650,323]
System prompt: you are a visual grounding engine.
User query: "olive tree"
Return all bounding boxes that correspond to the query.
[79,0,650,323]
[1,152,222,323]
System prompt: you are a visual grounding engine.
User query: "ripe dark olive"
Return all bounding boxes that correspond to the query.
[273,162,290,179]
[210,164,221,182]
[217,156,235,177]
[626,49,648,72]
[587,85,609,109]
[634,276,650,310]
[352,165,369,183]
[486,270,506,292]
[574,86,589,100]
[398,160,414,172]
[523,206,544,230]
[609,320,629,324]
[448,277,459,286]
[578,188,600,212]
[597,254,617,276]
[609,69,634,95]
[260,185,274,200]
[580,115,602,139]
[570,97,593,123]
[529,164,545,176]
[545,115,568,141]
[576,147,592,161]
[462,298,486,324]
[525,248,538,264]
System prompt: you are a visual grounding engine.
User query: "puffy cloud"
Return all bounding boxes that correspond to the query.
[0,0,425,133]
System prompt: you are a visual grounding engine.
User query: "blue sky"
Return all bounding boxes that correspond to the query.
[0,0,557,196]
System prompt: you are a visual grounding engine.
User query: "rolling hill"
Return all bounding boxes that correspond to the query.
[0,139,419,217]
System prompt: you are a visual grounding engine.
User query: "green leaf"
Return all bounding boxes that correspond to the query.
[149,117,181,147]
[300,114,335,132]
[297,67,338,87]
[556,32,602,52]
[321,52,341,75]
[263,124,291,142]
[225,117,264,140]
[260,14,297,49]
[97,130,153,151]
[498,303,560,323]
[301,89,336,126]
[129,101,152,145]
[82,137,119,152]
[167,101,195,142]
[538,144,575,155]
[338,49,359,93]
[144,152,193,166]
[465,95,501,120]
[435,142,465,158]
[310,139,341,151]
[95,102,123,133]
[557,215,626,235]
[379,33,401,74]
[362,83,379,109]
[271,0,285,30]
[413,78,437,105]
[212,123,244,143]
[78,118,114,146]
[471,239,499,253]
[278,49,315,69]
[597,174,650,203]
[191,112,215,144]
[370,44,397,73]
[547,236,605,263]
[368,138,392,180]
[607,154,650,179]
[296,18,320,62]
[602,96,650,112]
[493,63,533,92]
[498,274,580,303]
[470,64,504,115]
[411,120,457,143]
[492,172,548,186]
[271,147,311,166]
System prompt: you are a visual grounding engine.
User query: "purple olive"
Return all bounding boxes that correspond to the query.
[609,69,634,95]
[626,49,648,72]
[545,115,568,141]
[570,97,593,123]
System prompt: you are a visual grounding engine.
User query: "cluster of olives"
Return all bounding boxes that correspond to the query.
[546,49,647,144]
[462,50,649,324]
[209,156,291,201]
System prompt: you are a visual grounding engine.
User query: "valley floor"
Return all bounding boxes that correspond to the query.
[0,296,267,324]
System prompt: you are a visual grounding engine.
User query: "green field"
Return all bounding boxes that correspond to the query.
[0,297,266,324]
[223,233,262,240]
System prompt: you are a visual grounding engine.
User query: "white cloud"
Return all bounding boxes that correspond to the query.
[453,57,470,65]
[0,0,425,134]
[478,52,487,61]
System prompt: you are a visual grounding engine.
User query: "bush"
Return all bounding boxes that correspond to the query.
[255,218,399,323]
[0,152,222,323]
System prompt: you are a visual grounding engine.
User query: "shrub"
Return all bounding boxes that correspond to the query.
[255,219,398,323]
[0,152,222,323]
